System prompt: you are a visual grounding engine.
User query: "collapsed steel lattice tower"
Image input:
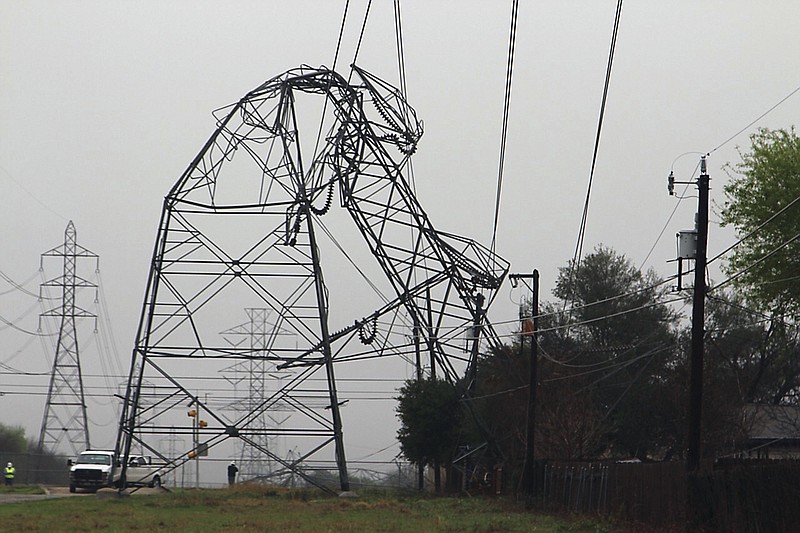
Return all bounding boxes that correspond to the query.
[116,65,508,492]
[37,221,98,457]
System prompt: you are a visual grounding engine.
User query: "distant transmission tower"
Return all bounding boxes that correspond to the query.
[220,309,295,482]
[37,221,98,456]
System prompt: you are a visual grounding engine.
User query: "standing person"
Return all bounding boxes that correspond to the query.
[4,463,14,486]
[227,461,238,486]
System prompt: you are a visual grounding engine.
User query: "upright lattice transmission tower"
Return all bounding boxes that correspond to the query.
[220,309,295,482]
[37,221,98,456]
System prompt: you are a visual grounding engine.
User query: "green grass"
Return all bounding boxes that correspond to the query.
[0,485,613,532]
[0,484,47,495]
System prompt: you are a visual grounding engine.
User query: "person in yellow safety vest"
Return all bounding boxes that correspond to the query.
[4,462,14,486]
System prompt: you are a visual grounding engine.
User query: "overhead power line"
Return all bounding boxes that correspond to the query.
[571,0,624,268]
[490,0,520,255]
[642,83,800,273]
[332,0,350,71]
[639,158,702,270]
[542,296,683,333]
[501,273,678,328]
[707,83,800,156]
[711,231,800,294]
[707,190,800,267]
[0,269,45,298]
[350,0,373,72]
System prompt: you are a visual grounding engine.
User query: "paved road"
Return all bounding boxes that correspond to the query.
[0,486,77,504]
[0,486,165,504]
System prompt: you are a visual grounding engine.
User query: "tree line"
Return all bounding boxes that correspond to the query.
[397,127,800,491]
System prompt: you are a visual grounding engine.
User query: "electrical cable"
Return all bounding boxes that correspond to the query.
[0,370,408,384]
[490,0,520,255]
[543,343,669,385]
[309,1,350,181]
[598,345,660,420]
[707,190,800,267]
[638,158,702,270]
[351,440,398,461]
[758,273,800,288]
[538,312,681,370]
[96,271,126,378]
[705,293,777,323]
[0,162,69,222]
[642,83,800,272]
[710,230,800,294]
[704,316,775,335]
[0,335,38,368]
[350,0,373,76]
[707,83,800,156]
[534,296,684,335]
[393,0,419,194]
[492,273,678,330]
[0,311,58,336]
[0,269,47,298]
[393,0,409,118]
[465,383,529,402]
[331,0,350,72]
[314,216,393,308]
[642,85,800,275]
[0,299,45,333]
[570,0,623,272]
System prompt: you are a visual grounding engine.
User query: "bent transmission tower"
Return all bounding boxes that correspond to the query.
[116,65,508,493]
[37,221,98,456]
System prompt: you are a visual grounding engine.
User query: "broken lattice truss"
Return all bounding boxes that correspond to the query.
[116,65,509,493]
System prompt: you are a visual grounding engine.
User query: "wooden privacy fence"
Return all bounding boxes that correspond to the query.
[540,461,686,528]
[688,461,800,532]
[538,460,800,531]
[540,463,609,514]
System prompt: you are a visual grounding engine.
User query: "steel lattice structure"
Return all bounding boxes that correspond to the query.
[38,221,98,457]
[219,308,295,483]
[116,65,508,493]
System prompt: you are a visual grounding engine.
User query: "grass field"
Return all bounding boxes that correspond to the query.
[0,485,613,532]
[0,484,46,495]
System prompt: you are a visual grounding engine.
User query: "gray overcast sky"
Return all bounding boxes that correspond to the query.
[2,1,800,463]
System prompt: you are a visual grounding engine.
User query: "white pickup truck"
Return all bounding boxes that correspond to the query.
[68,450,166,492]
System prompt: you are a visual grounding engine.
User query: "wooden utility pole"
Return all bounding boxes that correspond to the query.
[511,270,539,503]
[686,157,710,472]
[413,314,424,491]
[468,294,485,394]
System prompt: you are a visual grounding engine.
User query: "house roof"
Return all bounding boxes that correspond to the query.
[743,404,800,441]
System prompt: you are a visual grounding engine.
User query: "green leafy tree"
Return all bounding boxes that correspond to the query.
[704,292,800,405]
[0,423,26,453]
[550,246,681,460]
[720,127,800,316]
[395,378,462,491]
[471,247,682,467]
[474,308,606,465]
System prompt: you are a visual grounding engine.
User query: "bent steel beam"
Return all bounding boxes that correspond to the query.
[117,65,508,492]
